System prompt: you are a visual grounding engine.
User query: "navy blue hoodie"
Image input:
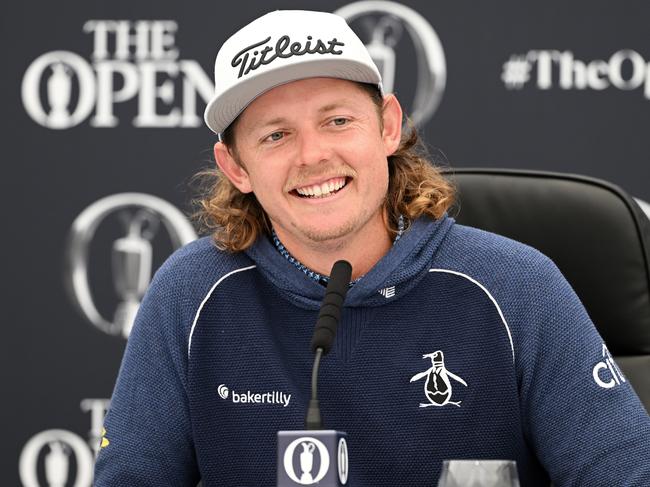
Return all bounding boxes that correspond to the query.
[95,216,650,486]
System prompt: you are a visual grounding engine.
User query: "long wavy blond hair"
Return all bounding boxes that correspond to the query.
[192,84,455,251]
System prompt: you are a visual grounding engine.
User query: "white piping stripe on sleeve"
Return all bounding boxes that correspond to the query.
[188,265,257,358]
[429,268,515,363]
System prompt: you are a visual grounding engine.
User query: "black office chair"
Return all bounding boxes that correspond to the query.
[443,168,650,412]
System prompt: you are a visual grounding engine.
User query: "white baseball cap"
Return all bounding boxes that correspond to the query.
[203,10,383,136]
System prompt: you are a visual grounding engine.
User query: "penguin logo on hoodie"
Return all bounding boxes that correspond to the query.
[410,351,468,407]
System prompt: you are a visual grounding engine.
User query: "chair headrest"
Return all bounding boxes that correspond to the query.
[445,168,650,355]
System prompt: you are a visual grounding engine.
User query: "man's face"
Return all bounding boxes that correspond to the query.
[215,77,402,250]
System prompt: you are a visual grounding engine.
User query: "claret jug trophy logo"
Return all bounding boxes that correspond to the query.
[20,431,94,487]
[19,399,109,487]
[410,351,468,408]
[65,193,197,338]
[283,437,332,485]
[335,1,446,127]
[21,20,213,129]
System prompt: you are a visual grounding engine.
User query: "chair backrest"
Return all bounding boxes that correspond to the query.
[444,168,650,411]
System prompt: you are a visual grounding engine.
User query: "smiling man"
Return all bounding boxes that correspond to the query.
[213,77,402,280]
[94,9,650,487]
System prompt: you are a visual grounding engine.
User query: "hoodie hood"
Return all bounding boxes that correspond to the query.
[245,215,454,309]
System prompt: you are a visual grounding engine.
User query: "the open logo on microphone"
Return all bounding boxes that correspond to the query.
[283,437,330,485]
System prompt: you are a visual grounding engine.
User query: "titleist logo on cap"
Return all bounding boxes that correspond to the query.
[231,35,346,79]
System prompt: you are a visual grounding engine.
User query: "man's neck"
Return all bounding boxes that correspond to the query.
[271,217,392,281]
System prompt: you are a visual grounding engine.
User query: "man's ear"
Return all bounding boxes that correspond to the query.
[380,94,403,156]
[214,142,253,193]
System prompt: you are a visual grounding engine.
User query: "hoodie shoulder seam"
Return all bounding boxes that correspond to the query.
[188,265,257,358]
[428,268,515,363]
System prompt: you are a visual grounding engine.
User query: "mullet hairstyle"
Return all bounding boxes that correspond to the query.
[191,83,456,252]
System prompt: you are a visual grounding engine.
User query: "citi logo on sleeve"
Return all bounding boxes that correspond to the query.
[410,351,468,408]
[592,344,626,389]
[217,384,292,407]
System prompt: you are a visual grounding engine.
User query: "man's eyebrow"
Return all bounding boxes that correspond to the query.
[250,100,358,131]
[250,117,289,132]
[317,101,355,113]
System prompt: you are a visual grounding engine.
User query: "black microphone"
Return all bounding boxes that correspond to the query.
[307,261,352,430]
[277,261,352,487]
[310,260,352,355]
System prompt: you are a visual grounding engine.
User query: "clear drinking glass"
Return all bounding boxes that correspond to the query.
[437,460,520,487]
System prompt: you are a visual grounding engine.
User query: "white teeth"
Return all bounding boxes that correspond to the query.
[295,177,347,198]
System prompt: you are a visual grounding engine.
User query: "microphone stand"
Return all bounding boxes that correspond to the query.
[276,260,352,487]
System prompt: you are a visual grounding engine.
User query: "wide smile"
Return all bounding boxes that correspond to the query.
[289,176,351,201]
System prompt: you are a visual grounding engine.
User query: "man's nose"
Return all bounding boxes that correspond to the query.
[294,127,332,166]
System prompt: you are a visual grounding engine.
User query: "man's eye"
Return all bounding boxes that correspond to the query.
[266,131,284,142]
[332,118,348,126]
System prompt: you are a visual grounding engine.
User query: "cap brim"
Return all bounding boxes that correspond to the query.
[203,57,382,135]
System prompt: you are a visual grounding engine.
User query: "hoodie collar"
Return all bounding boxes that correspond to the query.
[270,215,406,287]
[245,214,454,309]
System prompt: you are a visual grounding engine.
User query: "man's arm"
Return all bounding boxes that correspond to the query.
[515,257,650,486]
[94,261,200,486]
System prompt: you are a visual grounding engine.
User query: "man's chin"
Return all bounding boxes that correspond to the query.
[299,222,356,244]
